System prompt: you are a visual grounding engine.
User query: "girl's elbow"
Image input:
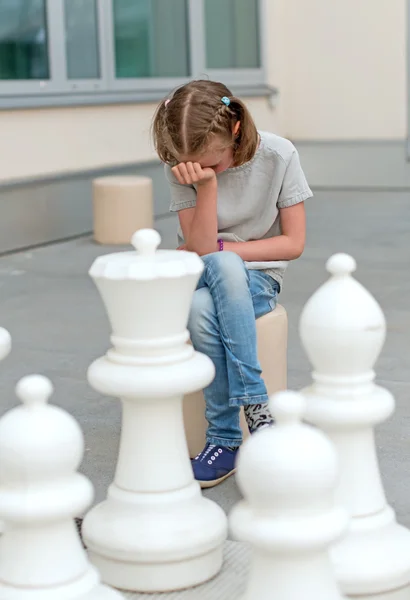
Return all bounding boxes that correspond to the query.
[290,241,305,260]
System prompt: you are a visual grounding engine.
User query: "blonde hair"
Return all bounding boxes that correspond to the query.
[152,80,259,167]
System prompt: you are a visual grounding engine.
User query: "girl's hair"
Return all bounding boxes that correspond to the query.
[152,80,258,167]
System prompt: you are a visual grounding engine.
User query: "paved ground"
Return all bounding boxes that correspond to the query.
[0,190,409,525]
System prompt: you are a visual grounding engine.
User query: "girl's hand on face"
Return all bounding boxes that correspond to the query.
[172,162,216,186]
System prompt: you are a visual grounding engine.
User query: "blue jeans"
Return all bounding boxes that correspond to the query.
[188,252,280,447]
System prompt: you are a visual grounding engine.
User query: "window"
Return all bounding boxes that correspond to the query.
[64,0,100,79]
[205,0,260,70]
[113,0,190,78]
[0,0,266,106]
[0,0,49,80]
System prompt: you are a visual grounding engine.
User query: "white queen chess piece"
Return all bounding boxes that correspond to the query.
[0,374,124,599]
[82,229,227,592]
[230,390,348,600]
[300,253,410,599]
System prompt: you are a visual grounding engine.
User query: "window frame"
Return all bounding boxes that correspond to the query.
[0,0,269,108]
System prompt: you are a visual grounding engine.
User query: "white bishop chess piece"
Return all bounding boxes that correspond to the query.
[82,229,227,592]
[300,253,410,599]
[0,375,124,600]
[230,390,348,600]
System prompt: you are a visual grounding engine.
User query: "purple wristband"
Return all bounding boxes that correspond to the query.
[218,238,224,252]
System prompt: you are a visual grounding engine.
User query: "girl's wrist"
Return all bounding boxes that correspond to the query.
[197,174,217,188]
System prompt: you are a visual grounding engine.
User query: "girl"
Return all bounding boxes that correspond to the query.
[152,80,312,488]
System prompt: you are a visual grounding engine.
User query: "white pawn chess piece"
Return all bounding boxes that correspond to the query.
[0,375,124,600]
[300,253,410,599]
[82,229,227,592]
[0,327,11,362]
[230,390,348,600]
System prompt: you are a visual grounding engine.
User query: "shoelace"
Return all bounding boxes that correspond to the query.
[195,444,216,461]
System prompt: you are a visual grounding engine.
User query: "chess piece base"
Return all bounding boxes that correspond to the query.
[356,587,410,600]
[0,566,123,599]
[83,482,227,592]
[88,545,223,593]
[332,506,410,598]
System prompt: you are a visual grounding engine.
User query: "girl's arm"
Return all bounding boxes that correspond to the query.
[223,203,306,261]
[173,162,219,255]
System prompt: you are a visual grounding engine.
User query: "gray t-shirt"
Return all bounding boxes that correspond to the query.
[165,131,313,288]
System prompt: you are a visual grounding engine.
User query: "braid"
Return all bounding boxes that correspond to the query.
[203,102,233,141]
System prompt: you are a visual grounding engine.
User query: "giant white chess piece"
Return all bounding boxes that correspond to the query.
[300,253,410,599]
[0,327,11,362]
[82,229,227,592]
[0,325,11,535]
[0,375,123,599]
[230,390,348,600]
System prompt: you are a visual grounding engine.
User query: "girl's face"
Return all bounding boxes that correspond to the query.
[197,143,234,174]
[179,124,240,174]
[180,137,233,174]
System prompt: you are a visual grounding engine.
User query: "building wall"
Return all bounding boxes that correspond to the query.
[0,161,170,254]
[0,104,157,184]
[268,0,407,141]
[266,0,409,190]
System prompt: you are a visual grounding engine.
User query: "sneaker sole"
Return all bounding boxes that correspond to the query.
[198,468,236,489]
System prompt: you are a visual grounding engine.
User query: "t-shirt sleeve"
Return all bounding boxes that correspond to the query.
[277,148,313,209]
[164,165,197,212]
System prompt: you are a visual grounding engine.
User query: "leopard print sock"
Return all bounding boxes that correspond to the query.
[244,403,274,433]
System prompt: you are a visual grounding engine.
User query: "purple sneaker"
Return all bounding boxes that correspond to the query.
[191,443,239,488]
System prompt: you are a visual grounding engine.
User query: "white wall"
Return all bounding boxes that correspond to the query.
[0,104,156,183]
[267,0,406,140]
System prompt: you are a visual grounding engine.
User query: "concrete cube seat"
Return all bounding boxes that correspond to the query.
[183,304,288,457]
[92,176,153,245]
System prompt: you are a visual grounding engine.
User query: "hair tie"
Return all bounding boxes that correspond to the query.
[221,96,230,106]
[165,99,170,107]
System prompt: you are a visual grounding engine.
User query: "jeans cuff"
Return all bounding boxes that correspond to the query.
[229,394,269,407]
[206,435,243,448]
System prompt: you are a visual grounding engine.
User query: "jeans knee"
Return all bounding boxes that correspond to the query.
[203,251,247,283]
[188,288,216,346]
